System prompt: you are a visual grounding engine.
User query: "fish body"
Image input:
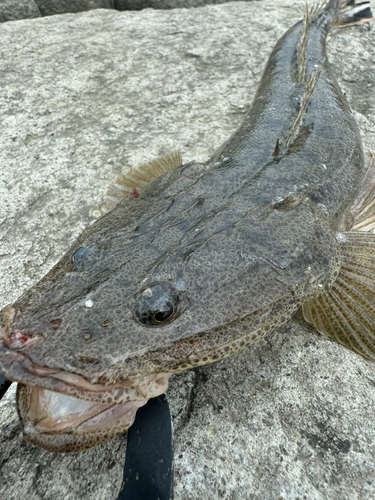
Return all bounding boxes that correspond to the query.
[1,0,374,451]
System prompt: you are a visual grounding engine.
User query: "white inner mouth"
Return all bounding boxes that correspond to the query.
[25,387,147,433]
[21,373,171,436]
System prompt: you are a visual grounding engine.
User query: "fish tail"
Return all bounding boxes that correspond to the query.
[307,0,373,31]
[288,0,373,148]
[335,0,374,26]
[325,0,374,26]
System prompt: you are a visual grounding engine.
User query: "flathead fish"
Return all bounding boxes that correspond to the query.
[1,0,375,452]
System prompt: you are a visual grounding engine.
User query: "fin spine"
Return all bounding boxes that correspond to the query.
[309,0,329,22]
[272,138,280,157]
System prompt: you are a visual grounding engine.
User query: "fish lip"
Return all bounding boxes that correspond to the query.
[0,337,169,405]
[0,306,36,349]
[16,383,151,452]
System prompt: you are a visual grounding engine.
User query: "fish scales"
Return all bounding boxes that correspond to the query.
[1,0,375,452]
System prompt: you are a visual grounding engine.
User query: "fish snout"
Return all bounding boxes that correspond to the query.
[0,305,16,343]
[0,305,42,350]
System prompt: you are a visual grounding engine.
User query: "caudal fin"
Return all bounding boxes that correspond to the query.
[334,0,374,26]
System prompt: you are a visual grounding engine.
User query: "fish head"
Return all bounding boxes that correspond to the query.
[0,175,340,451]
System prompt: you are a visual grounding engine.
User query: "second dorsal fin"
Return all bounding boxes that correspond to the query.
[298,2,309,83]
[284,58,325,149]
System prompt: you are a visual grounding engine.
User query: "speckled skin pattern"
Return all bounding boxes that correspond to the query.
[0,2,365,450]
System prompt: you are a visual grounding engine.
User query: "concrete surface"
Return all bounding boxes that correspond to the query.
[1,1,375,498]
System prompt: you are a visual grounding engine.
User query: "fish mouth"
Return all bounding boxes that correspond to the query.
[0,309,170,452]
[11,354,170,452]
[15,383,154,452]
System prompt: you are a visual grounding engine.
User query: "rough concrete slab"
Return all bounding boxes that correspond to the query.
[1,1,375,499]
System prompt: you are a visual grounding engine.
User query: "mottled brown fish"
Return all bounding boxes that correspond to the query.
[1,0,374,452]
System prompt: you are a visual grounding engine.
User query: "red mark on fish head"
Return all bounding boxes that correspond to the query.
[3,330,33,349]
[129,188,139,199]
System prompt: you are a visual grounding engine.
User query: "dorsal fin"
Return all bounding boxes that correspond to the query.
[308,0,328,22]
[99,150,182,214]
[298,2,309,83]
[284,58,325,149]
[307,0,373,27]
[272,138,280,157]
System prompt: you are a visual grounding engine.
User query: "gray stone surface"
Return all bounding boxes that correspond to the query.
[34,0,114,17]
[0,1,375,499]
[0,0,40,22]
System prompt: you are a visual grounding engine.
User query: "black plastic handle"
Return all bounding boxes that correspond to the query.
[0,374,11,400]
[118,394,174,500]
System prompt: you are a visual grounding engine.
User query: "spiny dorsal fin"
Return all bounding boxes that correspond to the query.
[99,150,182,214]
[298,2,309,83]
[308,0,328,22]
[303,232,375,362]
[272,138,280,157]
[284,58,326,149]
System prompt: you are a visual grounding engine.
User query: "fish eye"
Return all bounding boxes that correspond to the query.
[70,245,101,272]
[71,247,88,262]
[154,301,174,322]
[134,283,180,327]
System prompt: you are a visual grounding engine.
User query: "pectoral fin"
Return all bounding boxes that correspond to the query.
[302,232,375,361]
[347,152,375,231]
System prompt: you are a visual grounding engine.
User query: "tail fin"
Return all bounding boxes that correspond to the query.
[334,0,374,26]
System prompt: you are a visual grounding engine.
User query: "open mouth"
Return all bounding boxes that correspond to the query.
[12,361,171,452]
[16,380,171,453]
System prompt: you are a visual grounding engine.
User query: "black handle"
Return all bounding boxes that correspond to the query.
[118,394,174,500]
[0,373,12,400]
